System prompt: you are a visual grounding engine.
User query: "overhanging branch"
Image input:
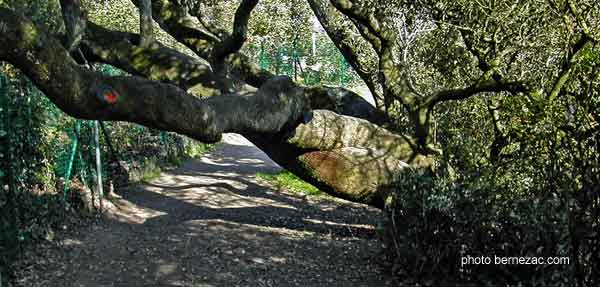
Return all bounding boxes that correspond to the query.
[130,0,270,88]
[82,22,221,92]
[0,8,306,143]
[131,0,219,59]
[210,0,259,73]
[0,7,425,207]
[425,79,528,107]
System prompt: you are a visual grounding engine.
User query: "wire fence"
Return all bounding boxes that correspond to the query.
[0,64,191,283]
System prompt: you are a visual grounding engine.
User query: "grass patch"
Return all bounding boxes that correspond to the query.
[186,143,215,158]
[257,170,321,196]
[140,165,162,182]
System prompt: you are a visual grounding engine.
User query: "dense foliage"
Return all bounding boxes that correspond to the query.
[0,1,211,275]
[378,1,599,285]
[0,0,598,286]
[0,61,210,284]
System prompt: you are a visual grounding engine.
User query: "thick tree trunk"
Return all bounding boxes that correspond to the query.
[266,110,431,207]
[0,8,427,207]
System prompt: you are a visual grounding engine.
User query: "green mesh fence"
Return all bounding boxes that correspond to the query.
[0,64,191,283]
[255,39,350,86]
[339,55,351,86]
[259,41,270,71]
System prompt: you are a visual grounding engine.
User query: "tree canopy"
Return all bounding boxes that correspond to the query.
[0,0,598,207]
[0,0,599,285]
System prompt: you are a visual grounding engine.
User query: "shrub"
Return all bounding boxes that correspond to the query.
[0,64,211,284]
[382,167,578,286]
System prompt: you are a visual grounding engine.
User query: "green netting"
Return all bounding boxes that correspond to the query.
[62,120,81,204]
[253,36,353,87]
[1,61,203,284]
[1,63,182,208]
[160,131,168,146]
[339,55,351,85]
[259,41,270,70]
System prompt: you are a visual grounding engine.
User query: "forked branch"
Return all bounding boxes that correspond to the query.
[210,0,260,72]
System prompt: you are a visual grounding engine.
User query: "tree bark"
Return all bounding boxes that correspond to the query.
[0,8,421,207]
[139,0,154,48]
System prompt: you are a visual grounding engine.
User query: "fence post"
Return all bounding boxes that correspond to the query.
[63,121,81,207]
[94,120,103,212]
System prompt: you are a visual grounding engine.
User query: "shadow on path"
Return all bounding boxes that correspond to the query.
[14,134,391,287]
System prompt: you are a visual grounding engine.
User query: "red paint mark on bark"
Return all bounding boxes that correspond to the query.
[104,91,118,104]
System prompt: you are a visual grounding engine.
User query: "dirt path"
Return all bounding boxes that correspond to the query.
[14,134,391,287]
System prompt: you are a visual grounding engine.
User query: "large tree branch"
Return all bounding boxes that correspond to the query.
[328,0,388,43]
[210,0,259,73]
[81,22,221,93]
[349,18,383,53]
[130,0,270,88]
[326,1,420,113]
[130,0,382,114]
[307,0,383,107]
[0,8,306,142]
[80,16,387,126]
[131,0,219,59]
[124,0,384,120]
[60,0,220,92]
[3,7,388,137]
[326,1,427,145]
[288,110,426,163]
[425,79,528,107]
[0,8,421,207]
[61,0,208,93]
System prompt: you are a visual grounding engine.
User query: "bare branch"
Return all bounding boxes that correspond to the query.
[307,0,383,106]
[139,0,154,47]
[131,0,220,59]
[426,79,528,107]
[549,34,591,102]
[59,0,87,52]
[81,23,221,93]
[210,0,259,72]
